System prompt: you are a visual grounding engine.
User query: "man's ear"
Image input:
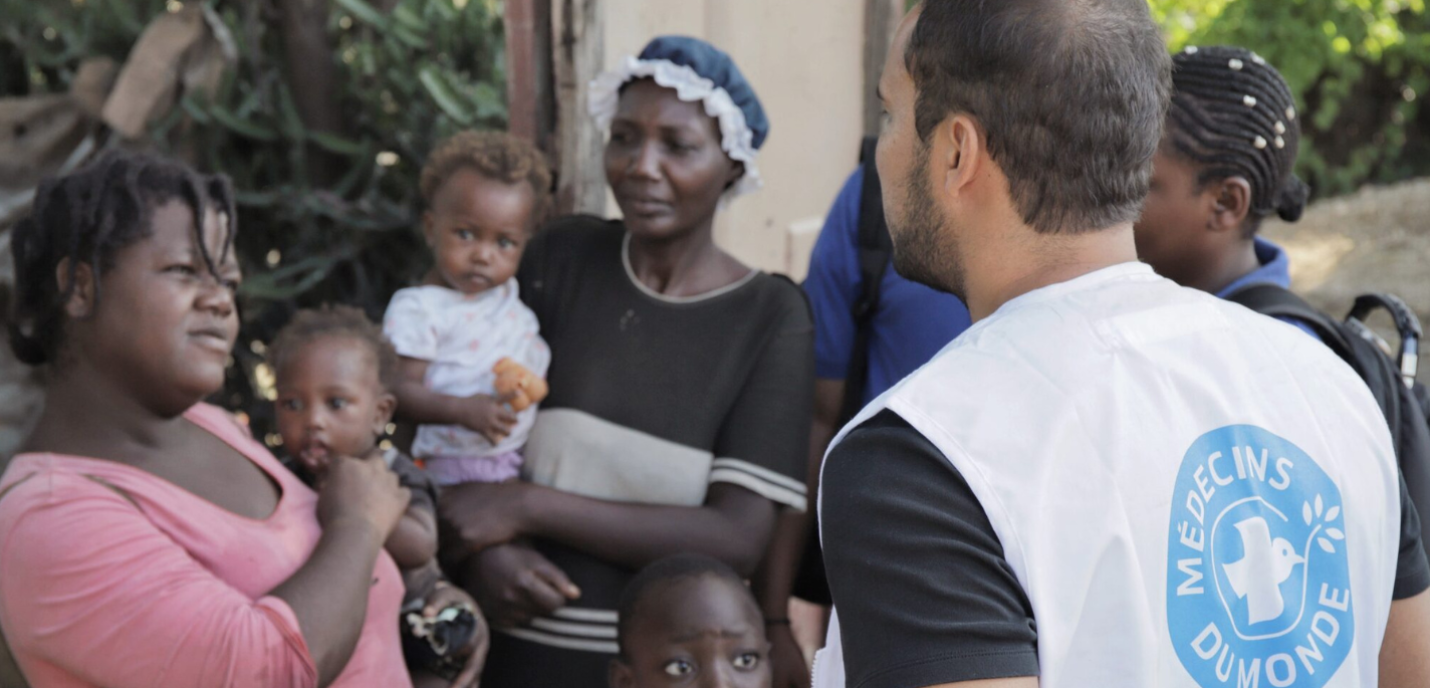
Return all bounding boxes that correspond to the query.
[374,391,397,436]
[939,114,983,196]
[1210,177,1253,233]
[609,657,634,688]
[57,258,96,319]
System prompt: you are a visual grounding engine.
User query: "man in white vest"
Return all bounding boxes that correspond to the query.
[813,2,1430,687]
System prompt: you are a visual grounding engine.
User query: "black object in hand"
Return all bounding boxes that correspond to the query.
[403,602,480,680]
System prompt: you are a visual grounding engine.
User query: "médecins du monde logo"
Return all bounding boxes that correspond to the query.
[1167,425,1353,688]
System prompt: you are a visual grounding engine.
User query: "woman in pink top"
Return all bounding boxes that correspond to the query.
[0,152,413,688]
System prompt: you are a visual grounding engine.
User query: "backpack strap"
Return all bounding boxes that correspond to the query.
[1348,293,1422,387]
[1228,285,1430,572]
[1227,281,1416,466]
[839,136,894,424]
[795,140,891,607]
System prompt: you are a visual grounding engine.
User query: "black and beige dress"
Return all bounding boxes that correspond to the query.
[478,216,813,687]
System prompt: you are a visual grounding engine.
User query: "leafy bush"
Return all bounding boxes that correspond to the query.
[896,0,1429,196]
[1152,0,1430,197]
[1,0,507,441]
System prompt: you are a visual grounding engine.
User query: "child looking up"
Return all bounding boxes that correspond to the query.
[612,555,772,688]
[385,131,552,486]
[270,306,486,687]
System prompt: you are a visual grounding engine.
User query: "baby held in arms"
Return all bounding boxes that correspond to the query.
[384,130,553,486]
[270,306,486,686]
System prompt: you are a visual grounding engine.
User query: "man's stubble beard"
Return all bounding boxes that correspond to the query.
[888,141,965,300]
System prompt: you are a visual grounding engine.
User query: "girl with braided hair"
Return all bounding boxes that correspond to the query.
[1135,44,1316,336]
[0,151,414,687]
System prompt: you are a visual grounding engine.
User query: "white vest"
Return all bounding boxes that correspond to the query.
[814,264,1400,688]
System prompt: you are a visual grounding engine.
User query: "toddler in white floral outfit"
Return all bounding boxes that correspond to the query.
[385,131,551,485]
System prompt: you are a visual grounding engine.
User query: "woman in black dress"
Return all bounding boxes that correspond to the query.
[439,36,813,687]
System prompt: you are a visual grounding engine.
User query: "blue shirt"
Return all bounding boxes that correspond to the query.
[804,168,973,403]
[1215,238,1320,340]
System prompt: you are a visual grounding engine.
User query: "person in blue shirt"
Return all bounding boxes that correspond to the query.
[805,167,973,408]
[1133,45,1316,341]
[756,163,972,688]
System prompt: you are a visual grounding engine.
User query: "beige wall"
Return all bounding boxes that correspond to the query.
[600,0,866,279]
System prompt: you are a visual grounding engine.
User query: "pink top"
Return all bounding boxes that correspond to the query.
[0,403,411,688]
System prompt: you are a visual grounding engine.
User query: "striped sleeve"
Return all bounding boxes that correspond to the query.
[709,281,814,511]
[500,607,620,655]
[709,458,808,511]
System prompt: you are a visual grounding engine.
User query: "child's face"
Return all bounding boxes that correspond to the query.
[274,335,395,477]
[612,576,771,688]
[423,167,536,296]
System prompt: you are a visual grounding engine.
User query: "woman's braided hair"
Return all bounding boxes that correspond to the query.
[1167,45,1310,232]
[7,151,237,366]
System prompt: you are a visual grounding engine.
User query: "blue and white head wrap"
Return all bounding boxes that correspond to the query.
[590,36,770,201]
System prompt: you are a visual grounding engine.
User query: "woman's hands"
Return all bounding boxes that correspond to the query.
[273,452,411,686]
[318,452,411,540]
[421,583,490,688]
[461,543,580,629]
[439,481,532,555]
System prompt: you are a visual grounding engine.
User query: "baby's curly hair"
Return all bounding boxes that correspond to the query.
[420,131,554,228]
[268,305,399,392]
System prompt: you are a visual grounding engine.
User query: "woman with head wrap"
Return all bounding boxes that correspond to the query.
[437,36,813,687]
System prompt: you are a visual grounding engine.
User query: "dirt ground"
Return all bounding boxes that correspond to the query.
[1262,178,1430,376]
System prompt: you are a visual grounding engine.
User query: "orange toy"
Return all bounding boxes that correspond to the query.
[492,357,549,412]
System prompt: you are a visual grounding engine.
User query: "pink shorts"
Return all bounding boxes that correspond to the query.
[423,451,523,485]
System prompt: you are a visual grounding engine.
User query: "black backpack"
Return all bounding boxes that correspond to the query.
[792,137,889,606]
[839,136,895,424]
[1226,285,1430,549]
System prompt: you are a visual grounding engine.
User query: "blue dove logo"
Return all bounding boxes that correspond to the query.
[1167,426,1353,688]
[1223,517,1307,625]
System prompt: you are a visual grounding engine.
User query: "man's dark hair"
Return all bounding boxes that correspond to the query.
[268,305,401,392]
[7,151,236,366]
[906,0,1171,234]
[616,553,753,658]
[1166,45,1309,235]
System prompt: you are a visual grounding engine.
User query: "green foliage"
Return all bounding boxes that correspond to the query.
[892,0,1429,196]
[1150,0,1430,197]
[1,0,507,433]
[0,0,166,94]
